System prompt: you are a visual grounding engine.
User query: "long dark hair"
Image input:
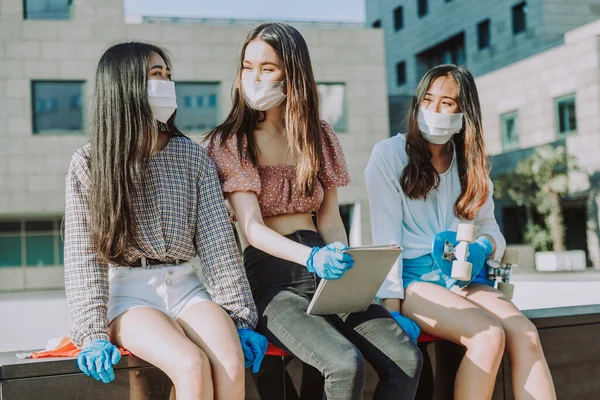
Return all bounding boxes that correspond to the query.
[89,42,183,264]
[205,22,322,196]
[401,64,489,220]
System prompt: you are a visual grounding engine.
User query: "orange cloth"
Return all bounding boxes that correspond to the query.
[30,337,130,359]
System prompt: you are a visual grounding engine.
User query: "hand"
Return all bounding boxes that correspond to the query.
[467,236,494,279]
[390,311,421,345]
[305,242,354,280]
[238,328,268,373]
[77,340,121,384]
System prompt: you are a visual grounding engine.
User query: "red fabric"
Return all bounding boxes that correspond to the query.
[265,342,291,357]
[417,332,439,343]
[30,337,130,359]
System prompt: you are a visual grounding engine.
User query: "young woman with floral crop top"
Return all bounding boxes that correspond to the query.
[206,23,422,400]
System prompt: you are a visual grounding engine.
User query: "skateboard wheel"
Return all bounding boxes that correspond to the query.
[451,260,472,281]
[502,249,519,266]
[456,224,477,243]
[498,282,515,299]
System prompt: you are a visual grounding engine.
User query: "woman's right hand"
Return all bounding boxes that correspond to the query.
[305,242,354,280]
[77,340,121,383]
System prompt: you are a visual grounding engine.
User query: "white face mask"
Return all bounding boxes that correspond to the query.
[242,80,286,111]
[147,80,177,123]
[417,107,463,145]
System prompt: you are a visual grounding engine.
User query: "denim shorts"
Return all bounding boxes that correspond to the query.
[107,262,211,323]
[403,254,494,290]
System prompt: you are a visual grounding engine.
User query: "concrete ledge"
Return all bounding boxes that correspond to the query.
[1,305,599,400]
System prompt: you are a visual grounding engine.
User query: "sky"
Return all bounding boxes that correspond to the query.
[124,0,366,23]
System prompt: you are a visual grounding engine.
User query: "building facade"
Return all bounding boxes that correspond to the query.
[0,0,389,290]
[366,0,600,134]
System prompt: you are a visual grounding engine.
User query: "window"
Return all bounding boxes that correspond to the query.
[512,2,527,34]
[317,83,347,133]
[0,219,64,267]
[417,0,428,18]
[396,62,406,86]
[478,19,491,50]
[174,82,220,133]
[501,111,519,150]
[416,33,465,80]
[24,0,72,20]
[393,7,403,31]
[372,19,382,29]
[32,81,84,134]
[555,94,577,136]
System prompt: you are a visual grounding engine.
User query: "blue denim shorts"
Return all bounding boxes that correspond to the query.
[403,254,494,290]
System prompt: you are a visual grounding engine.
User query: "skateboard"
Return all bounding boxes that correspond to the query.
[432,224,518,298]
[485,249,519,299]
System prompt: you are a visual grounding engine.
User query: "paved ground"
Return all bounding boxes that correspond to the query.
[1,270,599,353]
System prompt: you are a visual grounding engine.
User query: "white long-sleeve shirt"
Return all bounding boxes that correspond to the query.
[364,134,506,299]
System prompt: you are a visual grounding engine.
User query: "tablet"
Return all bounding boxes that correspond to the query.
[306,245,402,315]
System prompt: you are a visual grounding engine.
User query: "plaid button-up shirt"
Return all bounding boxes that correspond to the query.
[64,136,258,348]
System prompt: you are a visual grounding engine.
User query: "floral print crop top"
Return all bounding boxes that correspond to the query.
[207,120,350,219]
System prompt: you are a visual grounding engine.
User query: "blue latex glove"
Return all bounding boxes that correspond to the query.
[238,328,268,373]
[467,236,494,280]
[390,311,421,345]
[306,242,354,280]
[77,340,121,384]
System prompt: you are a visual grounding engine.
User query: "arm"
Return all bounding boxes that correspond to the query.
[364,143,405,311]
[316,187,348,246]
[474,179,507,262]
[194,154,258,329]
[63,154,110,348]
[227,191,312,265]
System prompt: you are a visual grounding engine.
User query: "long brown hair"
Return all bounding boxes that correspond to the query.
[205,22,322,196]
[89,42,183,264]
[401,64,489,220]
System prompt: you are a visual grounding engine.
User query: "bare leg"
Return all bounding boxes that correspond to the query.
[401,282,506,400]
[110,307,214,400]
[177,301,245,400]
[454,284,556,400]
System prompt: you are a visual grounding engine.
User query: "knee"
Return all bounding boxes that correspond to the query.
[325,347,365,382]
[506,319,543,356]
[176,349,211,378]
[218,352,246,383]
[385,344,423,383]
[466,317,506,358]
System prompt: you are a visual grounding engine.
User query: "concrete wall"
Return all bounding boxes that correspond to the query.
[0,0,390,289]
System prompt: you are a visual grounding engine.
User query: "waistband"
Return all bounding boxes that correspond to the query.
[110,257,190,269]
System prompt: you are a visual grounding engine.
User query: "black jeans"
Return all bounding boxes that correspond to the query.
[244,230,423,400]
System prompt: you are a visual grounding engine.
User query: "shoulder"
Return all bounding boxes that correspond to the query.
[371,134,408,168]
[319,120,340,144]
[69,143,92,186]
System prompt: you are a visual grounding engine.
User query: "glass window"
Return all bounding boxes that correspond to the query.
[478,19,491,50]
[393,7,403,31]
[512,2,527,34]
[555,94,577,136]
[0,219,62,267]
[174,82,220,133]
[0,237,22,267]
[396,62,406,86]
[24,0,72,20]
[416,33,465,80]
[501,111,519,150]
[317,83,347,133]
[417,0,428,18]
[32,81,84,134]
[372,19,382,29]
[26,236,55,266]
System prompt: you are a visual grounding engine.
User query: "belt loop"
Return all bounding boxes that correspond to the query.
[141,256,147,268]
[175,259,180,265]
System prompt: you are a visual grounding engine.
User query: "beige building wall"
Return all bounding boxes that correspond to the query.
[0,0,389,290]
[477,18,600,172]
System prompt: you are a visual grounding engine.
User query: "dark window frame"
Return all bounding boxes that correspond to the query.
[477,19,491,50]
[396,62,407,86]
[512,2,527,35]
[417,0,429,18]
[393,6,404,31]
